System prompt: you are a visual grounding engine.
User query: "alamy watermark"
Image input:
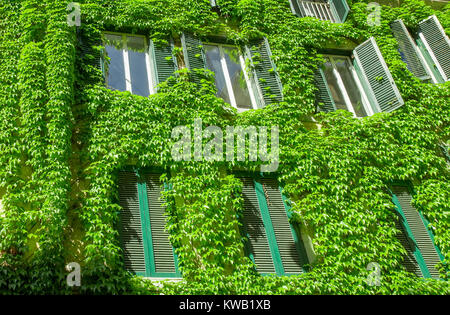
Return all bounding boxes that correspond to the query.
[171,118,279,172]
[66,262,81,287]
[67,2,81,27]
[367,2,381,27]
[366,262,381,286]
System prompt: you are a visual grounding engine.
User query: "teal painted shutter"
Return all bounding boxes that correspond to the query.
[118,171,146,275]
[391,185,442,279]
[440,144,450,163]
[259,178,306,274]
[149,38,178,89]
[181,33,206,85]
[314,67,336,112]
[390,20,430,81]
[418,15,450,82]
[329,0,350,23]
[239,177,276,274]
[353,37,404,113]
[143,173,179,276]
[246,38,283,107]
[394,215,423,277]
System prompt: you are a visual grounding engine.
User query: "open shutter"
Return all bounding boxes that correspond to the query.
[118,171,146,275]
[143,173,179,276]
[149,38,178,89]
[329,0,350,23]
[394,215,423,277]
[259,178,306,274]
[391,185,442,279]
[78,30,105,84]
[246,38,283,107]
[418,15,450,82]
[353,37,404,113]
[181,33,206,85]
[288,0,302,17]
[314,67,336,112]
[239,177,276,274]
[390,20,430,81]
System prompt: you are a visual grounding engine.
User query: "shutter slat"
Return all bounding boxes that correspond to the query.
[392,186,441,279]
[259,178,305,274]
[239,177,276,273]
[118,171,146,274]
[145,173,177,274]
[418,15,450,81]
[353,37,404,113]
[390,20,430,80]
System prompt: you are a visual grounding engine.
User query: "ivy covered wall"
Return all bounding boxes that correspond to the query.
[0,0,448,294]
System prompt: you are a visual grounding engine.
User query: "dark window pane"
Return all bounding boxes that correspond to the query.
[223,46,252,109]
[334,57,368,117]
[105,34,126,92]
[322,57,347,111]
[127,36,150,97]
[204,44,231,105]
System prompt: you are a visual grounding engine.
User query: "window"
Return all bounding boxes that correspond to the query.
[289,0,350,23]
[104,33,155,97]
[320,55,372,117]
[204,43,257,111]
[118,170,180,278]
[237,176,308,275]
[315,37,404,116]
[390,185,443,279]
[181,34,283,110]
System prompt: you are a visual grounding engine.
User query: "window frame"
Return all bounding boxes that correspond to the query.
[103,32,156,96]
[322,54,375,117]
[203,42,259,112]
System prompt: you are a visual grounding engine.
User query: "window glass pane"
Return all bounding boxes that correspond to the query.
[322,57,347,111]
[127,35,150,97]
[105,34,126,92]
[333,57,368,117]
[204,44,231,105]
[223,46,252,109]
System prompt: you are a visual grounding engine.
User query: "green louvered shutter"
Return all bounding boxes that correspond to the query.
[149,38,178,89]
[440,144,450,163]
[329,0,350,23]
[394,216,423,277]
[418,15,450,82]
[353,37,404,113]
[181,33,206,85]
[390,20,430,81]
[118,171,146,275]
[391,185,442,279]
[239,177,276,274]
[79,30,105,84]
[246,38,283,107]
[144,173,178,276]
[314,67,336,112]
[259,178,306,274]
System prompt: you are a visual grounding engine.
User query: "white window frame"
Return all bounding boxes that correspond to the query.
[104,32,156,96]
[204,42,259,112]
[324,54,374,117]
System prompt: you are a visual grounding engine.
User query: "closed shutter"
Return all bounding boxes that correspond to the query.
[144,173,178,275]
[329,0,350,23]
[239,177,276,274]
[181,33,206,85]
[353,37,404,113]
[246,38,283,107]
[390,20,430,81]
[391,185,442,279]
[149,38,178,89]
[260,178,306,274]
[314,67,336,112]
[118,171,146,275]
[394,216,423,277]
[79,31,105,84]
[418,15,450,82]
